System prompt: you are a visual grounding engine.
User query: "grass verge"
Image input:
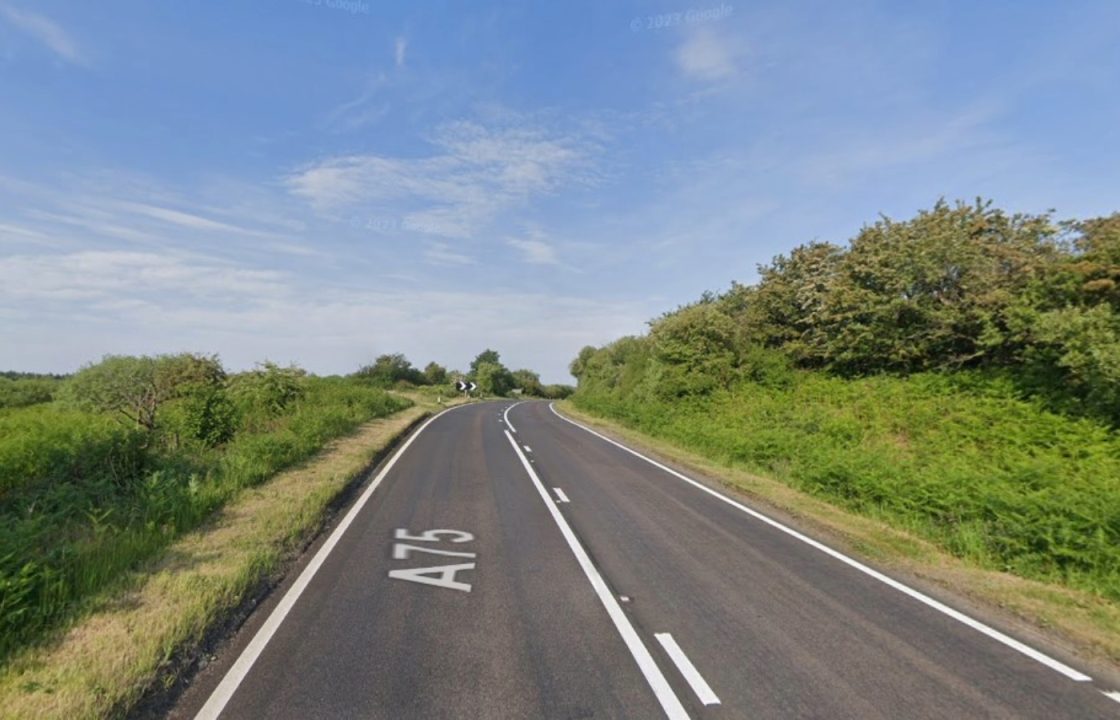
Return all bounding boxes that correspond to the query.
[555,400,1120,673]
[0,394,455,720]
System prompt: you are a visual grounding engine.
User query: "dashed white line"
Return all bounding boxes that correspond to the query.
[523,445,533,453]
[503,401,524,433]
[1103,690,1120,704]
[504,430,689,720]
[194,405,471,720]
[548,403,1094,684]
[655,633,721,706]
[553,487,570,503]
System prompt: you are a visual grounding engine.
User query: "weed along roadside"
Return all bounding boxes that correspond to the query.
[0,393,459,720]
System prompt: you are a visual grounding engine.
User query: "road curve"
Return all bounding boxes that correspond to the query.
[169,400,1120,719]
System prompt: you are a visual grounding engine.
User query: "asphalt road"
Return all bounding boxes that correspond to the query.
[172,400,1120,719]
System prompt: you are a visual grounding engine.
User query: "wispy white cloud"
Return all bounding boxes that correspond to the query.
[0,4,85,65]
[394,36,407,68]
[797,102,1010,187]
[320,72,391,133]
[285,120,596,238]
[424,242,474,265]
[0,250,287,302]
[675,28,738,82]
[507,234,558,265]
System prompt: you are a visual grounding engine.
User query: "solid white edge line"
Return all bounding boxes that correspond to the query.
[194,405,468,720]
[553,487,571,503]
[503,400,524,433]
[503,430,690,720]
[547,403,1094,684]
[654,633,721,706]
[1103,690,1120,704]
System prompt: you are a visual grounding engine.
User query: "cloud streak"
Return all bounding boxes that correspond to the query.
[0,4,85,64]
[285,120,596,238]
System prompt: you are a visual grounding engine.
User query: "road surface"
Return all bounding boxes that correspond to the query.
[171,400,1120,719]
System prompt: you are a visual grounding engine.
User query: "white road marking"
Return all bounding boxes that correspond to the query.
[387,563,475,592]
[1103,690,1120,704]
[503,401,524,433]
[548,404,1094,684]
[655,633,721,706]
[504,431,689,720]
[553,487,570,503]
[193,405,470,720]
[523,445,533,453]
[391,543,476,560]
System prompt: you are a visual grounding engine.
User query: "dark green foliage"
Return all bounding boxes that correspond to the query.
[474,362,515,396]
[570,198,1120,602]
[355,354,426,387]
[229,361,306,420]
[0,377,59,409]
[541,384,575,399]
[511,369,544,396]
[469,349,502,376]
[0,360,409,663]
[423,361,448,386]
[63,354,226,431]
[573,371,1120,600]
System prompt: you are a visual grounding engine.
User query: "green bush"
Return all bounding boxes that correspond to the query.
[0,407,146,498]
[0,372,409,662]
[574,369,1120,600]
[0,378,58,409]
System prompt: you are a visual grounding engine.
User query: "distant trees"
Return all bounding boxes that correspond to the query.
[423,361,448,385]
[511,369,543,396]
[469,349,502,376]
[0,376,58,409]
[347,349,561,399]
[469,349,516,396]
[355,353,425,386]
[569,200,1120,424]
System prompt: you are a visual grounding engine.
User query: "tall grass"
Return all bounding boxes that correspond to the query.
[0,378,409,662]
[574,370,1120,600]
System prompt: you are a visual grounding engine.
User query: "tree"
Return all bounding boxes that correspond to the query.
[469,349,502,376]
[649,302,740,397]
[63,354,225,431]
[474,361,515,396]
[817,199,1058,372]
[741,242,844,365]
[423,361,448,385]
[511,369,544,396]
[355,353,424,386]
[569,346,597,381]
[229,361,307,417]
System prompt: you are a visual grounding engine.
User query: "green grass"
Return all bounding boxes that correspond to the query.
[573,370,1120,601]
[0,377,409,664]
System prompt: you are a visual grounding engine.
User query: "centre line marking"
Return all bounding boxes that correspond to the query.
[553,487,570,503]
[655,633,721,706]
[504,431,689,720]
[548,403,1093,684]
[502,401,524,433]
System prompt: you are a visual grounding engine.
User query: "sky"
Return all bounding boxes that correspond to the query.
[0,1,1117,383]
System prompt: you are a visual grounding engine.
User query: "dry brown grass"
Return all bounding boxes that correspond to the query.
[556,401,1120,674]
[0,403,435,720]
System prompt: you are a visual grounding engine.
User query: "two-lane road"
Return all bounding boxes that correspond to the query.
[173,400,1120,719]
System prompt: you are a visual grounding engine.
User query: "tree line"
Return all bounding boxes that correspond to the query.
[571,199,1120,423]
[353,349,573,399]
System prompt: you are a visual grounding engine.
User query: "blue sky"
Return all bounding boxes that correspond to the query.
[1,1,1117,383]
